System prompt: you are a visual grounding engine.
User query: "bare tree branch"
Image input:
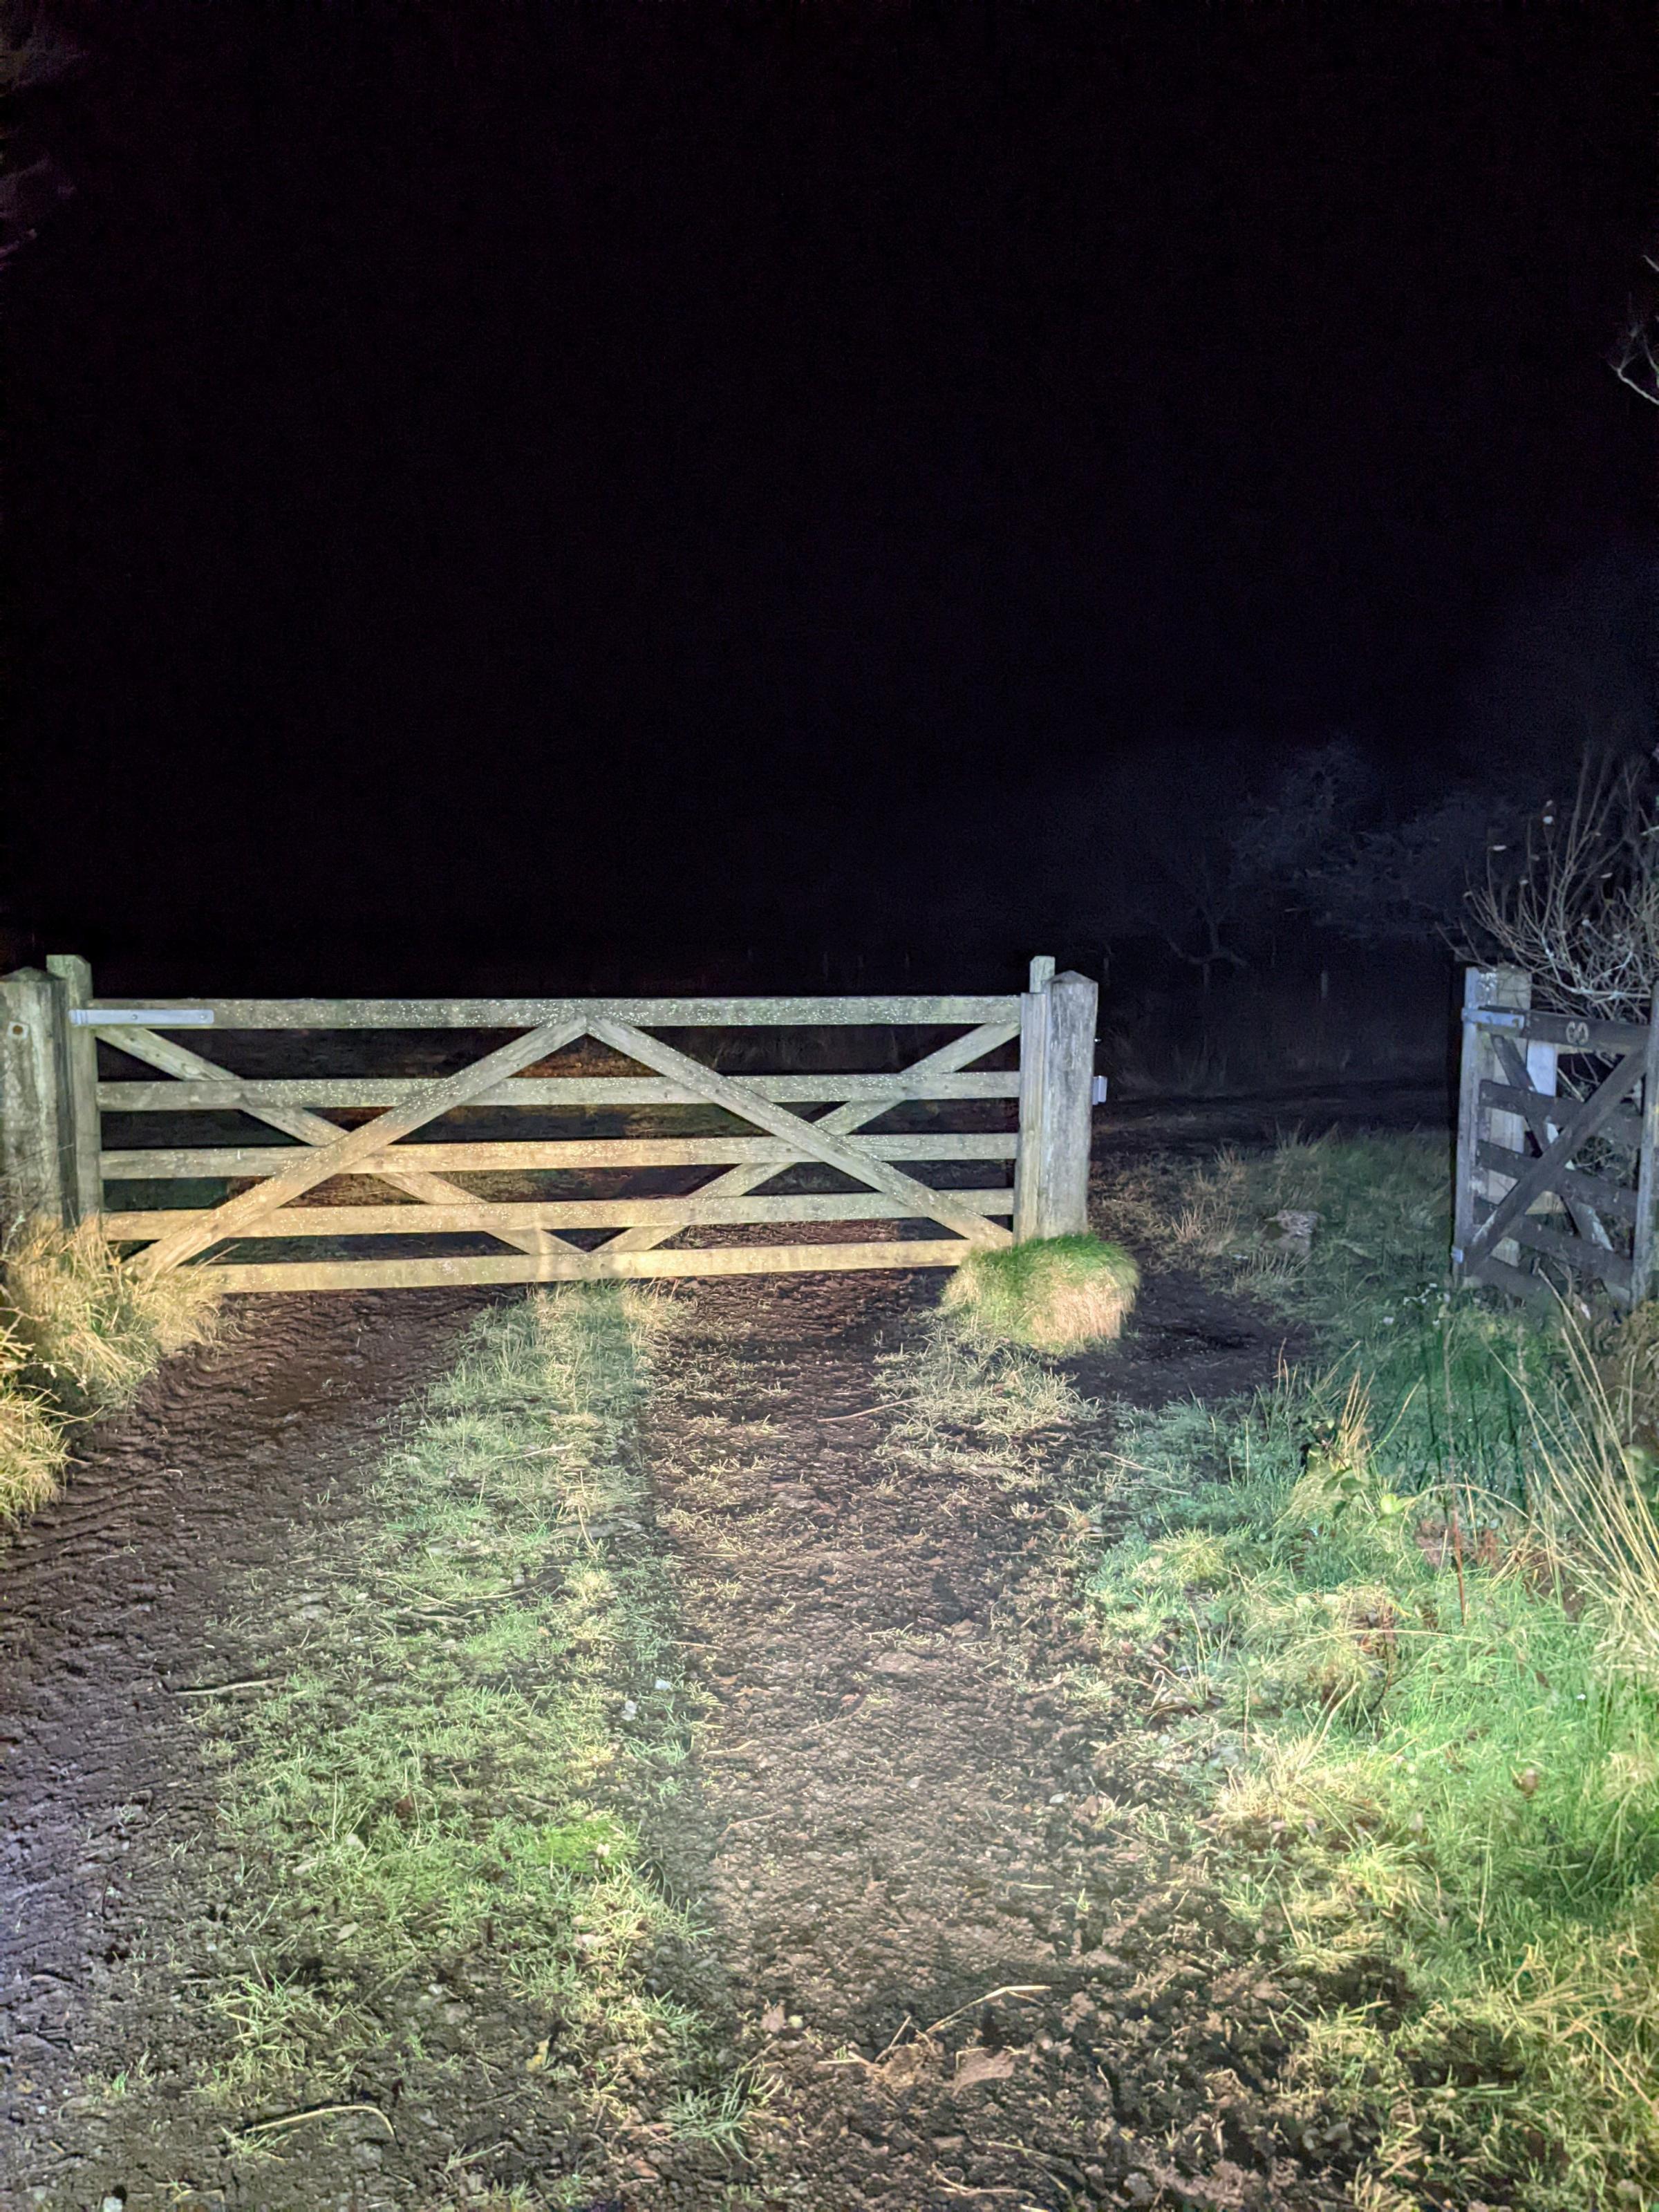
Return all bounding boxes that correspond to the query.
[1464,755,1659,1022]
[1609,257,1659,407]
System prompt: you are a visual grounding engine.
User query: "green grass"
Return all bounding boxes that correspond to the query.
[1083,1132,1659,2210]
[942,1231,1140,1351]
[187,1285,743,2167]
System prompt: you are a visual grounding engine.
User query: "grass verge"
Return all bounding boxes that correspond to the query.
[0,1217,222,1519]
[1085,1132,1659,2209]
[185,1286,744,2199]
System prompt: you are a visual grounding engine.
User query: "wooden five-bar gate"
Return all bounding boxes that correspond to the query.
[1454,964,1659,1308]
[0,956,1099,1292]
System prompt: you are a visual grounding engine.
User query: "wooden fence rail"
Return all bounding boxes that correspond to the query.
[0,957,1100,1293]
[1453,964,1659,1307]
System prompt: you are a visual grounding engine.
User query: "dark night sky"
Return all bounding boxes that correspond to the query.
[3,1,1656,991]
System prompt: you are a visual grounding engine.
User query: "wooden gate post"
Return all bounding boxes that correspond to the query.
[45,954,102,1223]
[1014,959,1098,1240]
[0,967,75,1228]
[1631,982,1659,1307]
[1454,965,1531,1281]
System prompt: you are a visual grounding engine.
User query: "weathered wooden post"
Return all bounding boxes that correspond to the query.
[1013,957,1098,1240]
[1453,965,1531,1280]
[1630,982,1659,1307]
[46,953,102,1223]
[0,966,77,1228]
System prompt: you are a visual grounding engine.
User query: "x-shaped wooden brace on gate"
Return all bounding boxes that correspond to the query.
[122,1016,1018,1276]
[1463,1038,1648,1278]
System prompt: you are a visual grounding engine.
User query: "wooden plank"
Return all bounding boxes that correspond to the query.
[1473,1198,1633,1295]
[1490,1035,1565,1203]
[1474,1141,1637,1224]
[1483,969,1532,1269]
[197,1240,973,1293]
[1463,1046,1651,1273]
[1020,968,1096,1239]
[92,1023,577,1259]
[1453,968,1494,1277]
[1465,1006,1651,1051]
[604,1016,1020,1255]
[44,955,102,1221]
[96,1071,1022,1110]
[131,1018,586,1277]
[588,1016,1011,1249]
[100,1133,1021,1179]
[1480,1080,1644,1149]
[1013,968,1050,1241]
[1463,1250,1557,1306]
[1631,984,1659,1304]
[0,968,72,1225]
[85,994,1019,1031]
[103,1190,1015,1239]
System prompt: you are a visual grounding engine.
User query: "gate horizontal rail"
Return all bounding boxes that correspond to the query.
[77,993,1015,1029]
[196,1241,975,1294]
[100,1134,1021,1179]
[97,1073,1021,1110]
[100,1190,1016,1237]
[2,958,1099,1292]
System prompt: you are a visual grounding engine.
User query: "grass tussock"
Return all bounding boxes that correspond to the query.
[0,1315,68,1521]
[3,1215,223,1416]
[1082,1131,1659,2208]
[187,1286,744,2173]
[943,1232,1139,1351]
[0,1216,221,1519]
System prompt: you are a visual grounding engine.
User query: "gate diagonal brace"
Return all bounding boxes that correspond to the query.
[1465,1044,1645,1273]
[94,1024,583,1258]
[1488,1033,1615,1255]
[585,1018,1011,1249]
[604,1016,1020,1255]
[133,1018,587,1277]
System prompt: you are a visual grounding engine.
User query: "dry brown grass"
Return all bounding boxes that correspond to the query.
[2,1217,225,1416]
[0,1315,68,1521]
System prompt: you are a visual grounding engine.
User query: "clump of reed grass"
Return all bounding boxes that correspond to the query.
[2,1215,223,1416]
[0,1314,68,1521]
[942,1232,1140,1351]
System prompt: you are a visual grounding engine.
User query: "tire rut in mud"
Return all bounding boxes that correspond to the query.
[642,1267,1347,2211]
[0,1288,495,2207]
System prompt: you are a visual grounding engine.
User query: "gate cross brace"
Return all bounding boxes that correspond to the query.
[603,1016,1021,1255]
[1464,1044,1645,1272]
[1488,1034,1615,1254]
[586,1018,1012,1248]
[133,1017,586,1277]
[93,1024,583,1258]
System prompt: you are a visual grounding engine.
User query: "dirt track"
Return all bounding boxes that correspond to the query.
[0,1091,1444,2209]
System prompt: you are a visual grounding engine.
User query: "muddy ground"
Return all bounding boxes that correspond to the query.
[0,1089,1444,2211]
